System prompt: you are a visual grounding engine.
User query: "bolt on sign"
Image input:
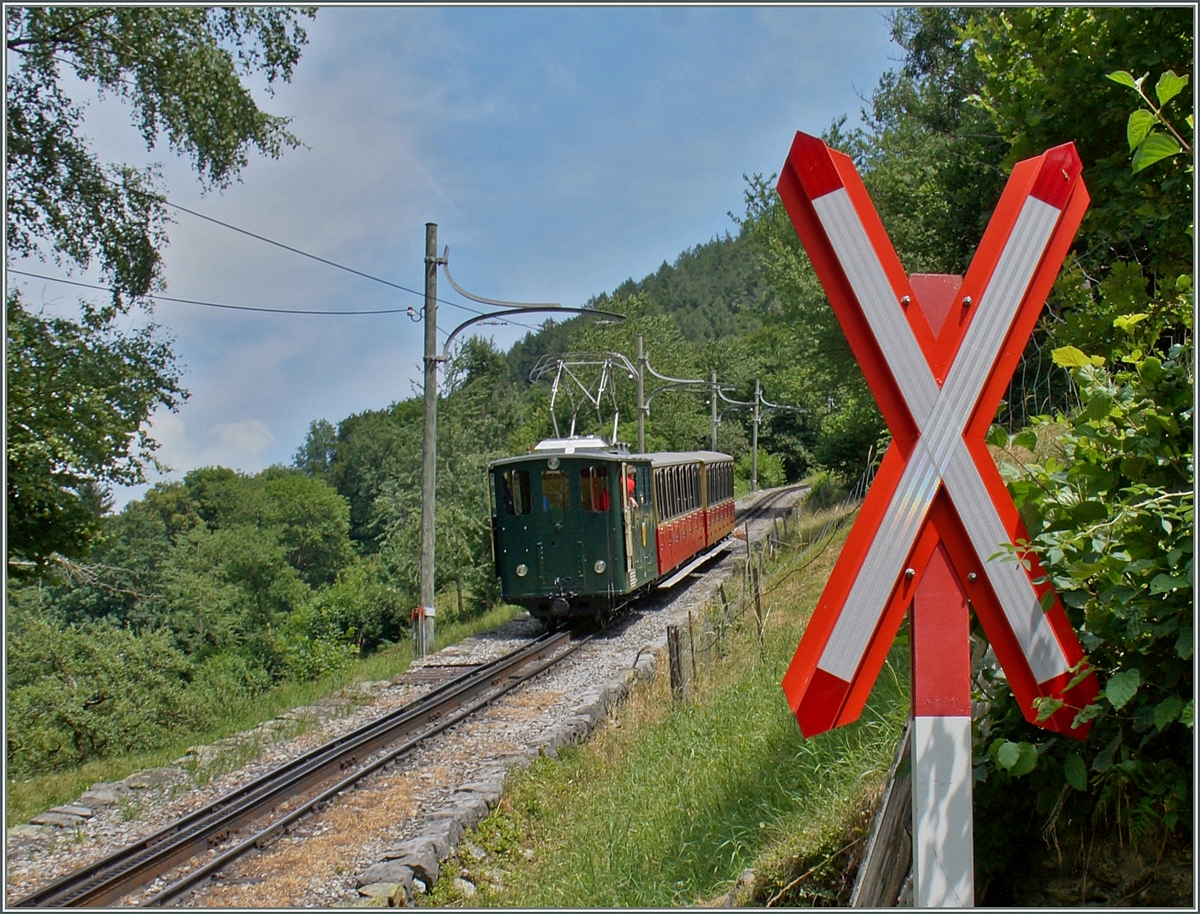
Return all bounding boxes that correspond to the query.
[775,131,1098,906]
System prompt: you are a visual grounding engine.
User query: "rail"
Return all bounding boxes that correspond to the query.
[16,631,585,908]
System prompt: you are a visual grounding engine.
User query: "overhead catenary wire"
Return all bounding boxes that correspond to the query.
[9,270,408,316]
[160,197,553,334]
[8,270,566,343]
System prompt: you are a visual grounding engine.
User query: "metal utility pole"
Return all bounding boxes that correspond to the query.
[415,234,624,660]
[636,335,646,454]
[752,378,761,492]
[418,223,439,657]
[710,371,718,450]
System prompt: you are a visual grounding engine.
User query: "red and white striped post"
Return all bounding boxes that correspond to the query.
[774,132,1099,906]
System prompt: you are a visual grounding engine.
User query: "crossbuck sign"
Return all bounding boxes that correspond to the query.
[777,132,1098,905]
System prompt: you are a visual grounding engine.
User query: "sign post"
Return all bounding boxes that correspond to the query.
[775,132,1099,906]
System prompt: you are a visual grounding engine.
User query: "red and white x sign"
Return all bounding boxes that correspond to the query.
[778,132,1099,739]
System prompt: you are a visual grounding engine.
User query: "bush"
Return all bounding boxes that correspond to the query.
[735,449,786,489]
[6,614,196,777]
[804,470,846,510]
[974,329,1193,880]
[307,558,409,653]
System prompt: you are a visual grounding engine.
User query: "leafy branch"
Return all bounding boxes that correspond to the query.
[1106,69,1193,173]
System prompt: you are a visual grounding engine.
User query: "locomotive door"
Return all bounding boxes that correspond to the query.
[621,463,635,574]
[622,462,656,590]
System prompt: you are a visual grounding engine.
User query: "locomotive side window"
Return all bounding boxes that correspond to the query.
[580,465,610,512]
[541,469,569,511]
[500,469,531,515]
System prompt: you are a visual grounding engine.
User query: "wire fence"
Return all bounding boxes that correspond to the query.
[1000,330,1081,432]
[666,454,883,700]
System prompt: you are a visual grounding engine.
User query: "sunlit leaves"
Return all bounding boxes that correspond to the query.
[6,8,315,305]
[1105,69,1140,90]
[1104,669,1140,710]
[992,739,1038,777]
[1132,133,1184,174]
[1156,70,1190,105]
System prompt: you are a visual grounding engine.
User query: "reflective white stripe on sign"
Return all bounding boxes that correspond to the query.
[810,188,1071,685]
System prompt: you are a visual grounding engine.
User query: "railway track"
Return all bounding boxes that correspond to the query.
[14,631,585,908]
[14,484,806,908]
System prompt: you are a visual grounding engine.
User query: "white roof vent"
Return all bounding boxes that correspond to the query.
[533,435,610,454]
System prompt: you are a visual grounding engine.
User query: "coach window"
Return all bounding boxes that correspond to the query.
[541,469,569,512]
[500,469,531,515]
[580,465,610,511]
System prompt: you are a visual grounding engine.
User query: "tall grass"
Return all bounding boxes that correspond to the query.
[6,604,520,824]
[428,502,910,907]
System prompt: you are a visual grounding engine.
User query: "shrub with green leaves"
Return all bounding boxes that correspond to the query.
[975,315,1192,873]
[6,614,197,777]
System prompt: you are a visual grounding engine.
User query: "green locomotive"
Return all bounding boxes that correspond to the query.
[488,436,735,625]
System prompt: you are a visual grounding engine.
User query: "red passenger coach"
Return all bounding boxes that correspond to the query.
[650,451,734,576]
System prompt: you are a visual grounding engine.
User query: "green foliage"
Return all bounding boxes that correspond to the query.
[804,471,847,512]
[734,449,785,490]
[600,230,769,342]
[6,7,314,302]
[6,611,196,777]
[6,291,186,569]
[308,557,409,652]
[964,7,1193,283]
[5,8,314,570]
[374,338,522,614]
[1105,69,1190,173]
[978,331,1193,861]
[293,418,338,480]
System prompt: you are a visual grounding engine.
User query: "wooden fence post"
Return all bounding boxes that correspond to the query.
[850,720,914,907]
[667,624,686,700]
[687,610,698,685]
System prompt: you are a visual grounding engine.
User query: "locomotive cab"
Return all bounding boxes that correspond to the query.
[489,438,656,624]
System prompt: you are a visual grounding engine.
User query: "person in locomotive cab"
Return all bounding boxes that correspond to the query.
[626,473,638,509]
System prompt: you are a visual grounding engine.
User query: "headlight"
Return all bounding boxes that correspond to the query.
[516,563,529,577]
[593,559,606,574]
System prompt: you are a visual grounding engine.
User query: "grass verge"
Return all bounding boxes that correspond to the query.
[424,499,910,907]
[6,603,520,825]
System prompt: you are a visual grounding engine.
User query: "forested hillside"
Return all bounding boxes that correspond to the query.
[8,10,1192,896]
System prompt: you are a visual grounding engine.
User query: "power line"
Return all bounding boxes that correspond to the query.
[94,171,556,329]
[10,270,409,315]
[9,270,568,341]
[163,198,434,300]
[160,200,569,335]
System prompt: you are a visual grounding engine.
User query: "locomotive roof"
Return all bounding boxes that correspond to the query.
[647,450,732,467]
[488,448,731,470]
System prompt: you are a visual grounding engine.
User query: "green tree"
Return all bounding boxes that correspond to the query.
[964,7,1193,285]
[6,8,316,568]
[6,6,314,301]
[377,338,523,617]
[293,418,338,480]
[6,291,185,569]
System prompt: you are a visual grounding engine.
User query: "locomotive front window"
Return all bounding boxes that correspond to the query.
[580,465,610,512]
[499,469,531,515]
[541,469,569,511]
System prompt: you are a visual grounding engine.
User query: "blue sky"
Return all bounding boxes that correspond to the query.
[9,6,899,506]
